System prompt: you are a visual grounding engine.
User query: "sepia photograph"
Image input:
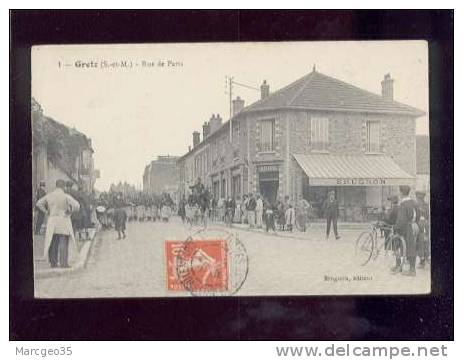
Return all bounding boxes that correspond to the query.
[31,41,431,298]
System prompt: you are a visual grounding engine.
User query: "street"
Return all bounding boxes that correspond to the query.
[34,217,431,298]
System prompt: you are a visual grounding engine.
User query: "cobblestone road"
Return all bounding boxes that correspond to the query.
[34,217,430,298]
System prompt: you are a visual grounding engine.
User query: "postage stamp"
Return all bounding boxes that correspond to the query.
[165,228,248,296]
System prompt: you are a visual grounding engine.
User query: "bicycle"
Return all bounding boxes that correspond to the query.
[354,221,407,267]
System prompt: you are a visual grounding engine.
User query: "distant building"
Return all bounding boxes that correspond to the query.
[32,97,99,196]
[143,155,179,194]
[416,135,430,194]
[177,69,425,221]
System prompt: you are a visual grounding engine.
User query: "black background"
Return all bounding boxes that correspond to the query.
[10,10,454,340]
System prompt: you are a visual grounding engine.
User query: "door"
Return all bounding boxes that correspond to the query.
[259,171,279,204]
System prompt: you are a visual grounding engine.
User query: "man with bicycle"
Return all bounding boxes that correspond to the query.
[415,191,430,268]
[391,185,420,276]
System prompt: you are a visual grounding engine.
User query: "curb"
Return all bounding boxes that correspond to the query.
[34,236,96,280]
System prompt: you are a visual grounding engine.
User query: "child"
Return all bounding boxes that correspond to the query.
[285,204,296,232]
[264,201,276,233]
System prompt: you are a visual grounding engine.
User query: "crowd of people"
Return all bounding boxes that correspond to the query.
[34,179,177,267]
[177,178,314,234]
[95,190,175,238]
[34,176,430,276]
[380,185,430,276]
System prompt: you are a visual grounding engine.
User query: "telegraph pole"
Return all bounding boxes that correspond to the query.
[225,76,259,142]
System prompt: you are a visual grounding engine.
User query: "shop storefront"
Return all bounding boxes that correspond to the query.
[294,154,415,222]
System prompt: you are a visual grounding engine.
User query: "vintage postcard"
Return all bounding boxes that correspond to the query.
[31,41,430,297]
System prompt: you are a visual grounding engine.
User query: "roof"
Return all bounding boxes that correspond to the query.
[243,70,425,117]
[416,135,430,174]
[293,153,415,186]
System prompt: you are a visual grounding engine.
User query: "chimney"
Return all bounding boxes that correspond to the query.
[232,96,245,116]
[260,80,270,100]
[381,73,394,101]
[209,113,223,134]
[209,114,217,133]
[193,131,200,148]
[202,121,210,139]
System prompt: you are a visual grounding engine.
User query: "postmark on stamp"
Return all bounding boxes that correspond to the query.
[165,227,248,296]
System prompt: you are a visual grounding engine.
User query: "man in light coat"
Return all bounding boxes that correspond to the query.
[36,179,80,268]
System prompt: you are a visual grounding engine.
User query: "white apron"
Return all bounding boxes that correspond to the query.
[43,215,78,264]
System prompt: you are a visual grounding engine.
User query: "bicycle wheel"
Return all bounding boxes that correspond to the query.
[385,234,407,266]
[355,231,374,266]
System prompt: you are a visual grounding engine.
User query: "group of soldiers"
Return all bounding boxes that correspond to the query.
[95,190,175,238]
[381,186,430,276]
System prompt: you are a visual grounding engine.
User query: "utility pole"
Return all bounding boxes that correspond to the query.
[225,76,259,142]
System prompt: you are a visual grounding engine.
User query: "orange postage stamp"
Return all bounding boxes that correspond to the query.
[166,239,228,292]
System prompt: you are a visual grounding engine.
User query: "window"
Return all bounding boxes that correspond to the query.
[310,116,329,151]
[366,121,381,153]
[260,119,275,152]
[221,179,227,198]
[232,121,240,143]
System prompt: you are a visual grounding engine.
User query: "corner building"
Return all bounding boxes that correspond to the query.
[177,70,425,221]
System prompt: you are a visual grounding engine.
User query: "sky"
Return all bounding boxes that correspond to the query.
[32,41,429,191]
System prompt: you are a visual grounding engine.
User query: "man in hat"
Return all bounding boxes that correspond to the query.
[391,185,420,276]
[36,179,80,268]
[323,190,340,240]
[34,181,47,235]
[383,195,399,238]
[415,191,430,268]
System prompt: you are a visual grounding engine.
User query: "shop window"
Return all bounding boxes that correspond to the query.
[366,121,381,153]
[259,119,275,152]
[310,116,329,151]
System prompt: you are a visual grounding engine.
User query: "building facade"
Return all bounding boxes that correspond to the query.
[32,97,99,197]
[415,134,430,195]
[143,155,180,195]
[177,70,425,221]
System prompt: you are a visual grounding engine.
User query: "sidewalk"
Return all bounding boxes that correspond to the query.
[33,228,98,279]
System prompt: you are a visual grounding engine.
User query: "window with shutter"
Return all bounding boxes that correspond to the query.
[310,116,329,151]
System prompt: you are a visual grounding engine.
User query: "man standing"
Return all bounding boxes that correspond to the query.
[415,191,430,268]
[34,181,47,235]
[246,193,257,228]
[36,179,80,268]
[391,185,419,276]
[255,195,264,229]
[324,191,340,240]
[384,195,399,240]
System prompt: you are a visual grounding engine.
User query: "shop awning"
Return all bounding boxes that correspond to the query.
[293,153,415,186]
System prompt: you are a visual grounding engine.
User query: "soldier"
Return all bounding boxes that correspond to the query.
[391,185,420,276]
[383,195,399,241]
[415,191,430,268]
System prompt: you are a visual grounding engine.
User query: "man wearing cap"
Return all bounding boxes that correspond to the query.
[36,179,80,268]
[323,190,340,240]
[34,181,47,235]
[391,185,420,276]
[384,195,399,241]
[415,191,430,268]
